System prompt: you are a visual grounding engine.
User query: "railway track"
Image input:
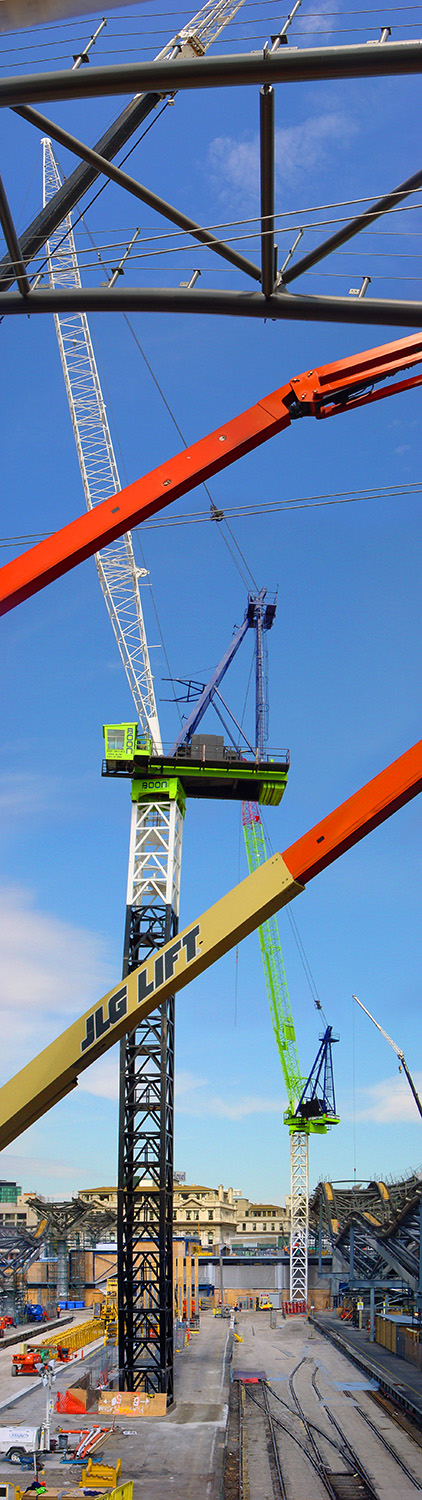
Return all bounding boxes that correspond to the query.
[224,1353,422,1499]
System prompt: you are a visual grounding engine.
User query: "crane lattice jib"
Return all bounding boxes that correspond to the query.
[42,142,162,753]
[242,801,303,1117]
[160,0,247,55]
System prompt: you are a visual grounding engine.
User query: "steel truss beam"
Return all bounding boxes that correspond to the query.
[281,162,422,286]
[15,105,260,287]
[0,92,162,294]
[1,286,422,325]
[1,0,247,288]
[1,40,422,109]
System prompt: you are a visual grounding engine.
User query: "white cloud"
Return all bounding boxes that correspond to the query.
[175,1069,285,1120]
[76,1064,286,1120]
[207,112,357,206]
[79,1053,119,1102]
[0,1149,78,1186]
[355,1071,422,1124]
[0,886,115,1080]
[298,0,339,35]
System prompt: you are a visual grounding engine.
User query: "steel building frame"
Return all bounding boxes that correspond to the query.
[1,40,422,324]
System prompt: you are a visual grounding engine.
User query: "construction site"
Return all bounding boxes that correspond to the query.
[1,0,422,1492]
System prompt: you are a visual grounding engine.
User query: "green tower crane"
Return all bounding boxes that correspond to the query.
[243,799,339,1305]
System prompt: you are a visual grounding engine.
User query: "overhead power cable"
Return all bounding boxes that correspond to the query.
[1,482,420,550]
[6,0,422,33]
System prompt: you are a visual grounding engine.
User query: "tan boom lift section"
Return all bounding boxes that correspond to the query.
[0,734,421,1151]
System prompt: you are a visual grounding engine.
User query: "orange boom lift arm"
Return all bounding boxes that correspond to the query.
[1,329,422,615]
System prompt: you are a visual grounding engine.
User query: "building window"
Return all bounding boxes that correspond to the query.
[208,1211,214,1221]
[242,1222,246,1231]
[186,1212,191,1221]
[271,1224,275,1232]
[262,1223,267,1231]
[208,1235,213,1244]
[252,1223,256,1231]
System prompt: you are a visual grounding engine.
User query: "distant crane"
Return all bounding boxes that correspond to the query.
[162,584,340,1307]
[243,802,339,1304]
[239,590,339,1306]
[354,995,422,1121]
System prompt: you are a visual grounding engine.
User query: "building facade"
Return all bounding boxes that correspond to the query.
[0,1182,38,1230]
[79,1183,288,1251]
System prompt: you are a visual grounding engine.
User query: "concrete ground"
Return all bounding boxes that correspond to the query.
[0,1310,231,1500]
[232,1309,422,1500]
[5,1307,422,1500]
[314,1310,422,1418]
[0,1312,103,1414]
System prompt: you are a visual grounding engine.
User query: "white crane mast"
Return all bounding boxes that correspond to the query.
[42,141,162,752]
[41,0,248,745]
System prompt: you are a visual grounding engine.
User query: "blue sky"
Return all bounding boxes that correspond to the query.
[0,0,422,1205]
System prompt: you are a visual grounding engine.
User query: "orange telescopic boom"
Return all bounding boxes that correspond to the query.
[1,330,422,616]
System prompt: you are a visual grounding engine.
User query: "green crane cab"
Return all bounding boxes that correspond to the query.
[103,724,150,767]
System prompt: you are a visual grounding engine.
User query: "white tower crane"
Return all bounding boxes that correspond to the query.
[41,0,250,1402]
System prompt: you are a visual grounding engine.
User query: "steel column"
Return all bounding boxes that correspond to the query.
[260,86,275,299]
[290,1133,309,1303]
[118,794,183,1401]
[417,1196,422,1318]
[369,1285,375,1341]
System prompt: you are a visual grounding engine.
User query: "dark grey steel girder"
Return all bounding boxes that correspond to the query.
[1,40,422,108]
[0,90,162,293]
[282,163,422,285]
[1,285,422,327]
[16,104,261,285]
[0,176,30,296]
[259,85,275,299]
